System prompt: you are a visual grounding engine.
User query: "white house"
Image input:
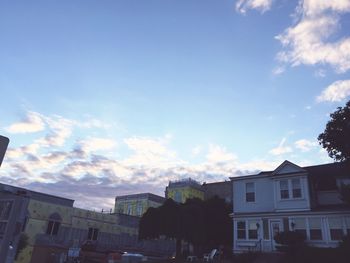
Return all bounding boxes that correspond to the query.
[230,160,350,253]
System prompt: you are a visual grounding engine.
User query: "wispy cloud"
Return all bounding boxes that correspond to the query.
[269,138,293,155]
[6,111,45,133]
[317,79,350,102]
[236,0,274,14]
[294,139,317,152]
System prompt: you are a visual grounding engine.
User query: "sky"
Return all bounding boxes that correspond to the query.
[0,0,350,210]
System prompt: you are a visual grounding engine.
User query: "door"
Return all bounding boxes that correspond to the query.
[270,220,282,251]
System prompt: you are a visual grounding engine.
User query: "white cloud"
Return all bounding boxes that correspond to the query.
[6,111,45,133]
[123,136,181,168]
[317,79,350,102]
[269,138,293,155]
[77,137,117,153]
[206,144,237,164]
[294,139,317,152]
[191,145,202,157]
[276,0,350,73]
[272,66,285,75]
[236,0,274,14]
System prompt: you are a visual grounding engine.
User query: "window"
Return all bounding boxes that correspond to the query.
[88,227,99,241]
[309,218,322,240]
[245,182,255,202]
[0,222,7,239]
[262,219,269,240]
[136,203,143,216]
[293,218,306,238]
[345,217,350,235]
[174,191,182,203]
[248,220,258,239]
[292,179,302,198]
[46,220,60,235]
[127,204,132,215]
[0,201,13,220]
[237,221,246,240]
[328,218,343,240]
[279,179,302,199]
[280,180,289,199]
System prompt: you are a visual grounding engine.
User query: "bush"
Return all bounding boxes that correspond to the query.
[274,231,305,246]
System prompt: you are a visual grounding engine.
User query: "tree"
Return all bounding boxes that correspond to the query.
[318,100,350,162]
[138,197,232,258]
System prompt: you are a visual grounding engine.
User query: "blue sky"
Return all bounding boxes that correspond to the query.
[1,0,350,209]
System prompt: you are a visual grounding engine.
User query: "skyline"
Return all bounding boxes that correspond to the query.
[1,0,350,209]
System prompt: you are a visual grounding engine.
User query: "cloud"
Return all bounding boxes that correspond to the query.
[294,139,317,152]
[206,144,237,164]
[123,136,181,168]
[6,111,45,133]
[276,0,350,73]
[76,137,117,154]
[236,0,274,14]
[316,79,350,102]
[269,138,293,155]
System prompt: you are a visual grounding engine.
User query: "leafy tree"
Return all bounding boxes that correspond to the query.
[318,100,350,162]
[138,197,232,258]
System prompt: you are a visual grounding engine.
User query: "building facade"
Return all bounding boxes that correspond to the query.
[0,183,174,263]
[114,193,165,217]
[165,178,204,203]
[231,161,350,253]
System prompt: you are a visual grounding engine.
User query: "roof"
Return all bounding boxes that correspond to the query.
[304,162,350,178]
[230,161,350,181]
[0,182,75,207]
[115,193,166,203]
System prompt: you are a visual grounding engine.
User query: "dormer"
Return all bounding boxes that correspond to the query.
[271,161,311,212]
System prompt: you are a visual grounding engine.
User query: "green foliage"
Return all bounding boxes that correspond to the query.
[274,231,306,246]
[15,233,28,260]
[318,100,350,162]
[138,196,232,256]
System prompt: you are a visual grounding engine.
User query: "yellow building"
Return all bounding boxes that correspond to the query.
[165,178,204,203]
[114,193,165,217]
[0,183,174,263]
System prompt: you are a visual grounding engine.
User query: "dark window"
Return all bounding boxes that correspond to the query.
[237,221,246,239]
[46,221,60,235]
[309,218,322,240]
[246,183,255,202]
[328,218,343,241]
[88,228,99,241]
[263,219,269,240]
[310,229,322,240]
[280,180,289,199]
[292,179,302,198]
[330,229,343,240]
[316,176,337,191]
[0,201,13,220]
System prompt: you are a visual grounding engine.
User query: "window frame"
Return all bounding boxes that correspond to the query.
[245,182,255,203]
[46,220,60,236]
[279,178,303,200]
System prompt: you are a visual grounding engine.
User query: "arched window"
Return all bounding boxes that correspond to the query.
[46,213,62,236]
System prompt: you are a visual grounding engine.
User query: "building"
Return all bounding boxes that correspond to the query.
[0,183,174,263]
[165,178,204,203]
[114,193,165,217]
[231,160,350,253]
[202,180,232,204]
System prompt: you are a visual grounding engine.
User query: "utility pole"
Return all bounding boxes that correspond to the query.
[0,135,9,167]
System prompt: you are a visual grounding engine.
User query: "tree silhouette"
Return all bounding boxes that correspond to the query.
[318,100,350,162]
[138,197,232,258]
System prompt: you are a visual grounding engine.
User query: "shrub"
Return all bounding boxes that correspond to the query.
[274,231,305,246]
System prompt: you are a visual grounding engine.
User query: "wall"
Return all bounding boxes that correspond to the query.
[233,177,274,214]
